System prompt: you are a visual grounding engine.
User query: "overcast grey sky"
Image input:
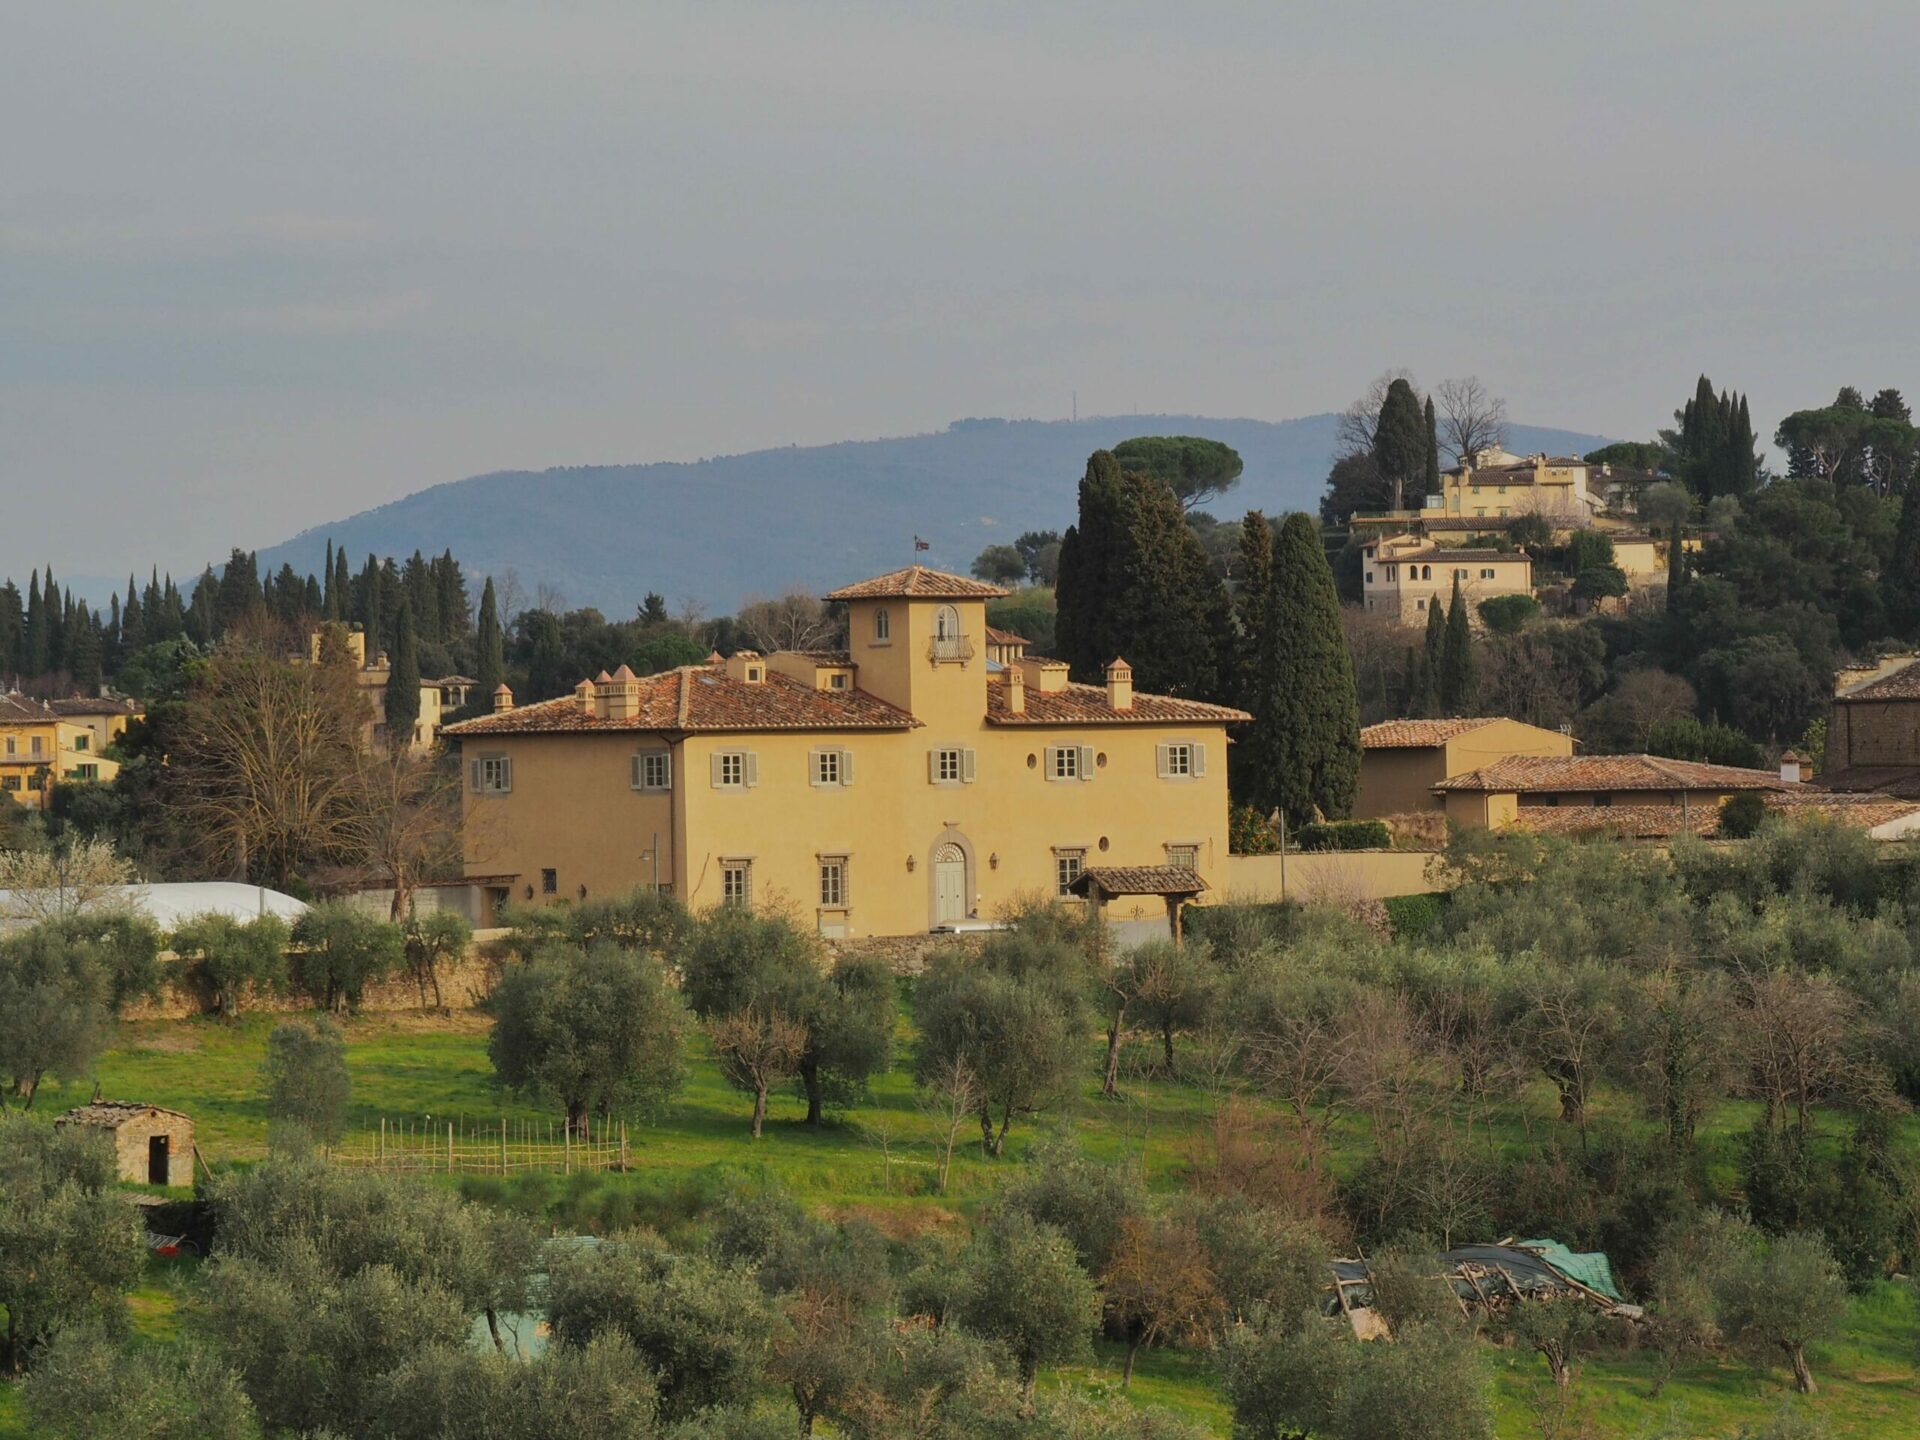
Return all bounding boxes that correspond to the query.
[5,2,1915,588]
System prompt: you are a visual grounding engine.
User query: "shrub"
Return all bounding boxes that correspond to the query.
[1720,791,1768,839]
[1293,819,1392,852]
[1478,594,1541,634]
[1229,803,1279,855]
[1384,893,1446,941]
[289,905,403,1013]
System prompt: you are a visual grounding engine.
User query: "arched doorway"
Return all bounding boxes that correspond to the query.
[931,840,968,926]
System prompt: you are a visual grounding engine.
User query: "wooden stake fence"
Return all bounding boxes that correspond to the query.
[333,1115,629,1176]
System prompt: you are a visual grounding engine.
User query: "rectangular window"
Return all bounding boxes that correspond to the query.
[928,746,977,785]
[27,772,44,791]
[811,748,853,787]
[1474,508,1486,517]
[1365,571,1375,584]
[1166,845,1199,871]
[819,856,847,908]
[632,751,672,791]
[721,860,752,908]
[711,751,757,789]
[1054,849,1085,897]
[0,775,18,791]
[1454,568,1467,580]
[73,734,88,752]
[471,754,512,793]
[1416,599,1427,611]
[1046,745,1093,782]
[3,737,12,755]
[541,868,558,895]
[1157,741,1206,779]
[73,764,98,781]
[1480,568,1496,579]
[829,672,849,689]
[30,736,42,755]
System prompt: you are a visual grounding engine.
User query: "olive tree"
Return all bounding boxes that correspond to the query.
[0,1114,145,1374]
[0,924,113,1109]
[262,1015,351,1151]
[401,909,470,1010]
[21,1330,261,1440]
[290,902,403,1012]
[1715,1228,1849,1395]
[949,1209,1100,1398]
[169,913,288,1017]
[487,942,689,1134]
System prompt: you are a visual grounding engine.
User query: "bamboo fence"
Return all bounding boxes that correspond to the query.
[332,1115,629,1176]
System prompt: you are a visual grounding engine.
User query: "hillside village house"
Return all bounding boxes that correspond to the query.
[307,626,465,756]
[0,692,124,809]
[1431,754,1790,829]
[1360,535,1533,624]
[1355,717,1574,818]
[443,566,1251,934]
[1435,449,1599,523]
[48,694,143,753]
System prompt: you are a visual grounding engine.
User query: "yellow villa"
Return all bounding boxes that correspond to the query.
[1435,449,1599,524]
[443,565,1251,933]
[1360,535,1533,624]
[0,693,122,809]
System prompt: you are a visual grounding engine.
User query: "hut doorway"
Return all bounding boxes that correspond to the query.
[148,1134,170,1185]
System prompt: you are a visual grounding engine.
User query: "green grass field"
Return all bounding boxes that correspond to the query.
[5,1003,1918,1438]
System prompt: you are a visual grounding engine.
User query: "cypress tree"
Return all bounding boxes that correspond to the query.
[385,597,421,748]
[333,548,352,624]
[0,581,23,675]
[67,609,102,695]
[1055,451,1138,684]
[475,577,504,703]
[1440,577,1474,712]
[1888,491,1920,636]
[121,575,144,653]
[436,551,470,642]
[46,573,66,672]
[1421,596,1445,714]
[1239,514,1361,825]
[1423,396,1441,497]
[23,571,46,676]
[322,540,336,618]
[1372,379,1427,511]
[186,568,218,645]
[305,575,323,615]
[1232,512,1274,712]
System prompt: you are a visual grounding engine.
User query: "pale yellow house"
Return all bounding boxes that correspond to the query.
[1360,535,1533,624]
[443,565,1250,934]
[0,693,121,809]
[308,627,446,756]
[49,695,143,753]
[1436,450,1598,524]
[1433,754,1788,829]
[1356,717,1574,818]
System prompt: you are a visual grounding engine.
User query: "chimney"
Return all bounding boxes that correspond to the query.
[492,684,514,713]
[607,664,641,720]
[725,651,767,685]
[1019,656,1069,693]
[1780,750,1803,785]
[574,678,595,716]
[1006,662,1026,715]
[1105,657,1133,712]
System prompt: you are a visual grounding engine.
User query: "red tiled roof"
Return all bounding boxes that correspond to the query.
[49,696,142,717]
[1434,754,1787,795]
[1837,661,1920,701]
[442,666,917,737]
[1812,765,1920,799]
[1069,866,1210,897]
[824,566,1009,600]
[0,694,56,724]
[1514,791,1920,840]
[987,679,1249,727]
[984,626,1029,645]
[1361,718,1503,749]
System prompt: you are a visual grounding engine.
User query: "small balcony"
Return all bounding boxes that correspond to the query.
[928,634,975,664]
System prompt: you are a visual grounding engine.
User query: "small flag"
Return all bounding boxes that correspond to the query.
[913,536,930,552]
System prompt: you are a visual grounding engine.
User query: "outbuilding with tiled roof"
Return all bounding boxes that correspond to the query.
[1432,752,1791,830]
[1355,715,1574,819]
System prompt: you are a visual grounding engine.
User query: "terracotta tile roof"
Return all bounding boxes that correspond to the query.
[1514,792,1920,840]
[442,665,917,737]
[1361,718,1503,749]
[987,680,1250,727]
[824,565,1009,600]
[1068,865,1210,897]
[49,696,142,717]
[1812,765,1920,799]
[0,694,56,724]
[1433,754,1787,795]
[1836,661,1920,701]
[984,626,1029,645]
[56,1100,192,1127]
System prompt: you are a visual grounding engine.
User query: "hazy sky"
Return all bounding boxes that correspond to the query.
[6,2,1916,590]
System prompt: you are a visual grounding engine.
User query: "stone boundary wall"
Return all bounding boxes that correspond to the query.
[1220,848,1443,904]
[825,930,988,977]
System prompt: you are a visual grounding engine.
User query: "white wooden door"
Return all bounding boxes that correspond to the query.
[932,843,967,925]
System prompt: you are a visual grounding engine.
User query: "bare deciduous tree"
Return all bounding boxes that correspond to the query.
[1738,967,1874,1134]
[916,1052,982,1193]
[335,751,463,921]
[708,1004,808,1138]
[734,592,839,654]
[1435,376,1509,465]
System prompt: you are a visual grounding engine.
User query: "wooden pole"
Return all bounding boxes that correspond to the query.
[447,1121,454,1173]
[564,1120,572,1175]
[501,1116,508,1175]
[379,1116,386,1168]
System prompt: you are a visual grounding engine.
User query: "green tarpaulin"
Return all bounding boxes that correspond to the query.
[1516,1238,1623,1301]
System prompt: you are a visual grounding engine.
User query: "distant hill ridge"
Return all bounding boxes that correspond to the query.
[254,413,1610,614]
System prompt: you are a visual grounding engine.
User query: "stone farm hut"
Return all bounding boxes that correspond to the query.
[54,1101,194,1186]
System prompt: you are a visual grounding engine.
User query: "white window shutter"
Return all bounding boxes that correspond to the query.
[744,751,759,787]
[808,748,823,788]
[840,749,854,785]
[1079,745,1095,781]
[1193,743,1207,777]
[1156,742,1170,779]
[928,749,940,783]
[661,754,672,788]
[500,758,512,792]
[710,753,725,788]
[1043,745,1058,780]
[469,759,481,791]
[631,755,643,790]
[962,747,976,783]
